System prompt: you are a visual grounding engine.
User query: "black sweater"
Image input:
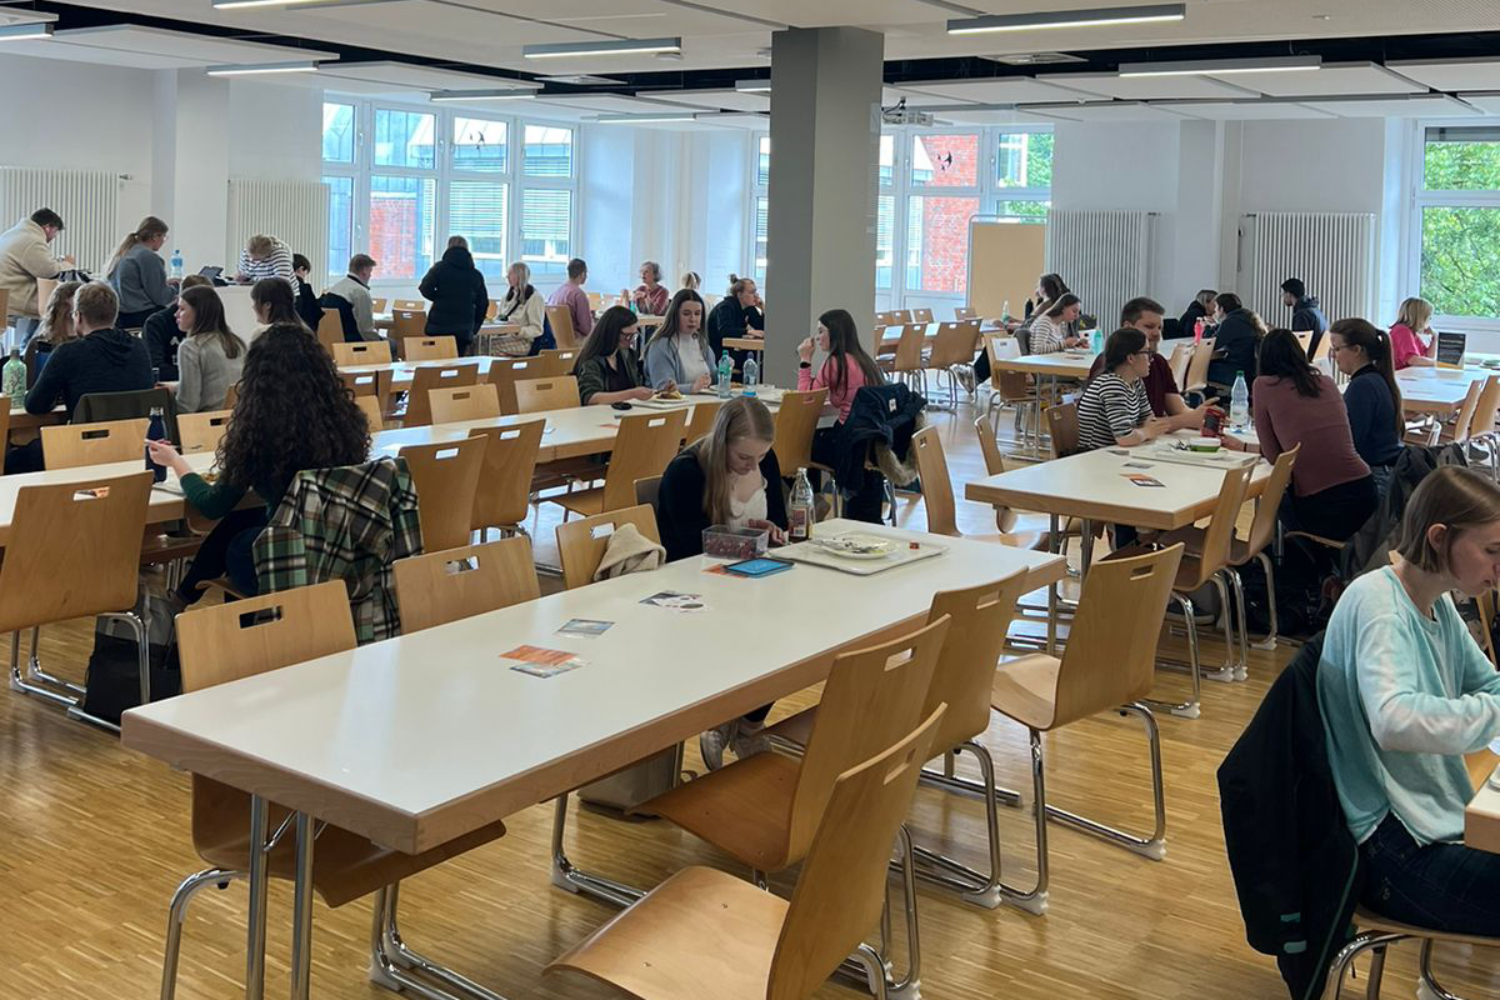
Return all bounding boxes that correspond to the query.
[419,246,489,337]
[705,297,764,359]
[143,306,183,380]
[656,448,787,562]
[1206,309,1262,389]
[26,327,155,417]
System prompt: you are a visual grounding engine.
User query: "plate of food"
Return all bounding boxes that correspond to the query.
[810,534,896,560]
[654,387,684,401]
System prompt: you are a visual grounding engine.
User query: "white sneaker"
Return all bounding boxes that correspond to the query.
[700,721,737,771]
[730,719,770,761]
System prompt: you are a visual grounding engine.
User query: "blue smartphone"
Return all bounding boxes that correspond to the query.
[725,557,794,577]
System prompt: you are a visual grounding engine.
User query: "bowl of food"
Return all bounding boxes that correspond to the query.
[1187,437,1222,454]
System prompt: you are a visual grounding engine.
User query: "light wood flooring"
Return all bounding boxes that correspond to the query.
[1,395,1497,1000]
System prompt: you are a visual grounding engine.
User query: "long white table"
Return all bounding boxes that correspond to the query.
[121,521,1065,999]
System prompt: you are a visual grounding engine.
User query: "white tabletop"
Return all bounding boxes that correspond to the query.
[991,351,1097,379]
[0,451,219,545]
[121,521,1065,854]
[1397,366,1494,414]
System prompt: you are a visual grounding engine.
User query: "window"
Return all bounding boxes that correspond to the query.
[754,196,769,286]
[370,176,436,280]
[757,136,771,188]
[1415,126,1500,321]
[524,125,572,178]
[322,103,354,163]
[912,134,979,188]
[374,109,435,169]
[324,175,354,279]
[450,180,507,279]
[453,117,507,173]
[521,189,572,275]
[876,195,895,291]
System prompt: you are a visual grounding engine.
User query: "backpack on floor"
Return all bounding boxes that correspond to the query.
[78,583,181,727]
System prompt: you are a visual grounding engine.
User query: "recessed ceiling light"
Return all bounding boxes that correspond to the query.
[735,79,771,93]
[537,74,622,86]
[429,89,537,102]
[0,23,53,41]
[523,37,682,60]
[596,112,698,124]
[205,59,325,76]
[948,3,1185,34]
[213,0,399,8]
[1118,54,1322,77]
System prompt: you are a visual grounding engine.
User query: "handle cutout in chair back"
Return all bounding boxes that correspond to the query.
[452,391,472,401]
[648,417,666,428]
[435,447,460,461]
[1131,565,1153,580]
[72,487,110,502]
[884,648,915,671]
[81,428,111,441]
[444,556,480,576]
[589,522,618,541]
[238,606,284,629]
[499,429,520,441]
[439,369,462,380]
[536,381,555,390]
[354,376,375,388]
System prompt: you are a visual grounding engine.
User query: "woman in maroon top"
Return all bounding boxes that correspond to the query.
[1232,328,1377,541]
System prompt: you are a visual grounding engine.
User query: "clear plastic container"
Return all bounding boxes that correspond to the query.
[702,524,768,560]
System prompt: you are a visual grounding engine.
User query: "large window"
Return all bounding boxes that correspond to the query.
[320,100,577,288]
[1415,126,1500,321]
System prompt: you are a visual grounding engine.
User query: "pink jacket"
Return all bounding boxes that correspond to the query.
[798,356,868,422]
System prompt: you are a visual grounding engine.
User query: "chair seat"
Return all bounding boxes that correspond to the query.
[990,653,1062,731]
[551,487,606,518]
[547,865,785,1000]
[1352,905,1500,949]
[637,751,799,872]
[1156,524,1257,567]
[1284,530,1345,550]
[140,533,203,566]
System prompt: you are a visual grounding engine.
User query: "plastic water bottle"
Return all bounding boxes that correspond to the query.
[1091,329,1104,355]
[1001,299,1012,324]
[145,406,167,482]
[170,249,184,281]
[1230,371,1249,431]
[716,353,732,398]
[1194,317,1206,343]
[2,347,24,407]
[789,468,815,541]
[742,355,759,396]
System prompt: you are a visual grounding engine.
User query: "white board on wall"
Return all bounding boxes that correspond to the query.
[968,218,1047,319]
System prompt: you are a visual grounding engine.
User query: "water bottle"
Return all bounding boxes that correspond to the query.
[1230,371,1249,431]
[145,405,167,483]
[1091,329,1104,355]
[742,355,759,396]
[2,348,25,407]
[789,467,815,541]
[1194,317,1206,343]
[1001,299,1012,324]
[716,353,732,398]
[170,249,184,281]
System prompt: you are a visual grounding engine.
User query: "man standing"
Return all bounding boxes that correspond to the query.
[1281,278,1328,357]
[0,208,75,343]
[547,257,593,340]
[1089,296,1212,429]
[326,254,380,342]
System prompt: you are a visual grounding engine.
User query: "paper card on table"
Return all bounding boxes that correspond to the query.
[1123,473,1165,488]
[1123,461,1153,470]
[509,658,584,678]
[556,618,613,639]
[640,591,709,613]
[502,645,587,677]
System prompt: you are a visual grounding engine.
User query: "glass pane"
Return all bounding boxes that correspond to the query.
[1421,206,1500,318]
[369,175,436,280]
[996,198,1050,221]
[450,180,508,280]
[524,125,573,178]
[997,132,1053,190]
[757,136,771,188]
[906,196,979,293]
[373,109,435,169]
[879,135,894,187]
[1424,135,1500,191]
[324,175,354,282]
[754,196,768,285]
[322,103,354,164]
[876,195,894,291]
[911,134,979,188]
[453,117,508,173]
[521,188,571,275]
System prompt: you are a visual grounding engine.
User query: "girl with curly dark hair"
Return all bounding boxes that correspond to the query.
[148,322,371,598]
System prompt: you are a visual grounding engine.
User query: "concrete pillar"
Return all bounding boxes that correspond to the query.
[151,69,231,273]
[763,26,884,386]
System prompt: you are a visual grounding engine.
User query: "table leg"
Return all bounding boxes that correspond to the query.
[1080,518,1095,578]
[290,812,315,1000]
[1047,513,1059,656]
[245,795,269,1000]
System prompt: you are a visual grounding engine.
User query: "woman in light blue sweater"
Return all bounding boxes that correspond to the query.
[643,288,716,392]
[1318,465,1500,935]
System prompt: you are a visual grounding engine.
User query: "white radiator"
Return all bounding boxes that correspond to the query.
[226,179,329,291]
[0,167,121,275]
[1045,209,1155,330]
[1239,212,1376,328]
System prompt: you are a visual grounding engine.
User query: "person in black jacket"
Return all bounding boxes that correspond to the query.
[1179,288,1216,338]
[292,253,324,331]
[705,273,764,373]
[142,273,212,381]
[1282,278,1328,358]
[1205,292,1266,389]
[418,243,489,356]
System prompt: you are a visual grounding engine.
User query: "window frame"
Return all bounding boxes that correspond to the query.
[1405,117,1500,333]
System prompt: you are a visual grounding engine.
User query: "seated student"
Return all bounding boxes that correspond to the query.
[325,254,380,342]
[629,260,670,316]
[1318,465,1500,936]
[291,253,324,331]
[493,262,546,357]
[656,396,787,769]
[643,289,715,392]
[679,270,701,293]
[1088,296,1213,429]
[1205,292,1266,389]
[1390,296,1437,370]
[236,233,294,286]
[143,273,212,382]
[1076,328,1173,452]
[174,285,245,413]
[797,308,888,523]
[573,305,653,406]
[705,273,764,368]
[1232,328,1376,540]
[251,276,304,331]
[1027,293,1084,354]
[24,278,83,384]
[146,323,371,601]
[1329,318,1404,499]
[105,216,174,329]
[974,271,1069,383]
[1180,288,1216,338]
[546,257,593,340]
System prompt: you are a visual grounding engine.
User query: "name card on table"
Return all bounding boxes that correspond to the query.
[1437,332,1467,369]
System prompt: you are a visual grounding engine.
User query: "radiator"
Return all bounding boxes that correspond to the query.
[1045,210,1155,330]
[1239,212,1376,328]
[0,167,121,275]
[226,179,329,291]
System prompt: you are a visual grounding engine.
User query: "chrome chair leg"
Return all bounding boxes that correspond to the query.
[1205,576,1238,683]
[911,740,1013,909]
[1042,704,1167,861]
[1249,550,1280,651]
[161,868,242,1000]
[372,881,512,1000]
[1146,593,1203,719]
[1323,931,1408,1000]
[8,628,77,708]
[1226,568,1251,680]
[549,792,646,907]
[1418,939,1463,1000]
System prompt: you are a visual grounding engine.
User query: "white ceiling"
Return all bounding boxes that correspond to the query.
[1037,71,1256,101]
[0,23,335,69]
[1157,99,1335,120]
[1389,58,1500,93]
[1205,61,1427,98]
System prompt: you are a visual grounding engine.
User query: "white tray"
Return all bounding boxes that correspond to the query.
[1144,442,1261,470]
[774,532,947,576]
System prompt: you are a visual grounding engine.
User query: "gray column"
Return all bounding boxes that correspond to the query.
[763,26,884,387]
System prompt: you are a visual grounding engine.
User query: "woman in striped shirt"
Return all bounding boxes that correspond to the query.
[236,234,295,286]
[1076,327,1172,452]
[1028,293,1084,354]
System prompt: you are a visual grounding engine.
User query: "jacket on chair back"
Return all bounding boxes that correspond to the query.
[831,383,926,495]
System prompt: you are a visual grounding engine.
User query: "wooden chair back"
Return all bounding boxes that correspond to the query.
[875,311,899,327]
[771,707,945,1000]
[1310,332,1332,364]
[1044,402,1079,459]
[987,336,1026,397]
[399,436,487,552]
[468,421,543,531]
[515,375,580,415]
[772,388,826,476]
[393,299,424,312]
[973,415,1017,532]
[224,383,238,409]
[1053,544,1185,726]
[179,410,232,455]
[1167,342,1193,389]
[1450,378,1486,444]
[1180,465,1254,590]
[331,340,393,367]
[371,296,388,314]
[634,475,662,517]
[42,418,150,470]
[924,573,1029,750]
[891,309,913,324]
[546,304,577,349]
[1184,338,1214,394]
[1241,445,1299,560]
[929,321,980,368]
[555,504,661,591]
[486,299,500,320]
[392,311,427,347]
[601,409,689,513]
[540,348,578,376]
[788,615,950,861]
[893,324,925,375]
[339,367,394,405]
[0,472,153,634]
[403,335,458,363]
[912,307,935,324]
[874,325,895,362]
[487,356,551,415]
[909,426,957,537]
[1472,375,1500,439]
[955,306,977,321]
[429,383,501,425]
[355,395,384,432]
[315,308,343,352]
[404,364,480,427]
[684,399,724,445]
[35,278,58,322]
[1293,331,1313,358]
[393,537,539,633]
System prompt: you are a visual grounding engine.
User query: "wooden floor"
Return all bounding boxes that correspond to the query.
[2,395,1496,1000]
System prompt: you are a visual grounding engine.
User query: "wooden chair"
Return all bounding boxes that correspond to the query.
[515,375,580,415]
[912,307,935,323]
[467,421,544,537]
[178,410,232,455]
[927,321,981,408]
[486,298,501,320]
[1183,338,1214,398]
[1044,402,1080,459]
[399,436,487,552]
[0,472,153,727]
[224,383,238,409]
[555,504,662,590]
[955,306,978,321]
[315,308,343,352]
[875,310,899,327]
[1293,331,1312,358]
[487,356,552,415]
[339,369,395,418]
[634,474,662,517]
[41,418,150,469]
[428,383,501,424]
[371,296,388,314]
[392,311,427,348]
[35,277,58,324]
[332,340,393,367]
[355,395,385,432]
[547,707,945,1000]
[986,544,1184,914]
[1408,377,1483,447]
[393,299,424,311]
[890,324,927,392]
[160,582,509,1000]
[910,425,1044,549]
[1167,341,1193,390]
[403,335,458,363]
[891,309,913,324]
[683,399,724,445]
[548,408,687,518]
[546,304,577,349]
[771,388,826,479]
[986,336,1041,449]
[403,364,480,427]
[539,348,578,375]
[393,537,540,633]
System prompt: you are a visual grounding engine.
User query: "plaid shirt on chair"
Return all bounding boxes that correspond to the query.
[252,458,423,644]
